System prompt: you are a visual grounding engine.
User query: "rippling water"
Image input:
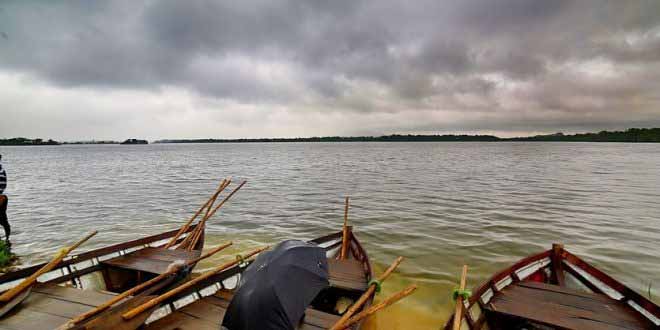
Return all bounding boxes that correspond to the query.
[1,142,659,329]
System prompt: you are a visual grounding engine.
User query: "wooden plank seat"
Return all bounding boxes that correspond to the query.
[327,258,368,292]
[485,281,656,330]
[145,290,348,330]
[101,247,201,275]
[0,284,117,330]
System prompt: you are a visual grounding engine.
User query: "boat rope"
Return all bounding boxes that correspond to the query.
[452,288,471,301]
[368,279,382,293]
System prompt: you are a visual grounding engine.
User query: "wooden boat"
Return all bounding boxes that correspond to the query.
[0,225,205,330]
[137,227,373,330]
[445,243,660,330]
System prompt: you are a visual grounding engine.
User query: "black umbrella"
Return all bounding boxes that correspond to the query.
[222,240,330,330]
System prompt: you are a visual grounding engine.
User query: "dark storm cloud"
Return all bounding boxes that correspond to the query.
[0,0,659,138]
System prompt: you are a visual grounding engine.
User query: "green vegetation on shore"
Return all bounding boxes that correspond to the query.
[506,128,660,142]
[155,134,500,143]
[3,128,660,146]
[155,128,660,143]
[0,241,18,272]
[0,138,60,146]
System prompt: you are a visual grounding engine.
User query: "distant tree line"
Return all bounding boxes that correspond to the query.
[62,140,120,145]
[155,134,500,143]
[504,128,660,142]
[0,138,60,146]
[155,128,660,143]
[3,128,659,146]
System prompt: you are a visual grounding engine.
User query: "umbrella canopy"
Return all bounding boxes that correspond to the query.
[222,240,330,330]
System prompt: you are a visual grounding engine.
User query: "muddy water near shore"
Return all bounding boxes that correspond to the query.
[1,142,659,329]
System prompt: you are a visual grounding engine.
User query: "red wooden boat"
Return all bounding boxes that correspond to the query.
[445,244,660,330]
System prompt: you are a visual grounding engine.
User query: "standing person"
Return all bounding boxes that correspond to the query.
[0,154,9,241]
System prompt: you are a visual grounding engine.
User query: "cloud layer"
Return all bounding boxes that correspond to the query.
[1,0,660,139]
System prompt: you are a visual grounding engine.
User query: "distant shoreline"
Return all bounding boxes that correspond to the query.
[155,128,660,143]
[2,128,659,145]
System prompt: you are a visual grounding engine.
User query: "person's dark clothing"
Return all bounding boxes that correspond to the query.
[0,162,6,194]
[0,195,8,241]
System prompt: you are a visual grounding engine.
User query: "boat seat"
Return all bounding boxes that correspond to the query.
[484,281,657,330]
[100,247,201,275]
[327,258,368,292]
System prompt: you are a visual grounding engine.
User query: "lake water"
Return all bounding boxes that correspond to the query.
[1,142,659,329]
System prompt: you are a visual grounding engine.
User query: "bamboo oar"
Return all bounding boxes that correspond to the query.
[62,241,232,328]
[122,245,267,320]
[178,179,232,250]
[164,179,229,248]
[203,178,231,220]
[0,231,97,303]
[452,265,469,330]
[339,196,350,259]
[335,284,417,330]
[330,256,404,330]
[185,180,247,251]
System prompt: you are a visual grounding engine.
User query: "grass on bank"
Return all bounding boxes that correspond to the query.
[0,241,18,272]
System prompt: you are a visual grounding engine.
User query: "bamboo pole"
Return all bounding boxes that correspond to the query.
[61,241,233,328]
[202,178,231,220]
[330,256,404,330]
[339,196,350,259]
[335,284,417,330]
[164,179,228,248]
[178,179,232,250]
[186,180,247,251]
[122,245,267,320]
[452,265,469,330]
[0,231,97,302]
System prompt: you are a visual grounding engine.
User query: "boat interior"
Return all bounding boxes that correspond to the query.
[0,226,201,330]
[447,244,660,330]
[144,228,373,330]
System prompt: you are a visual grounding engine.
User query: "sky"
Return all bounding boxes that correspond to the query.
[1,0,660,140]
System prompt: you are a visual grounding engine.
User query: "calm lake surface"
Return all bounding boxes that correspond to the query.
[1,142,659,329]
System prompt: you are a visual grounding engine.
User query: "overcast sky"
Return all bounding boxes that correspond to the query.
[1,1,659,140]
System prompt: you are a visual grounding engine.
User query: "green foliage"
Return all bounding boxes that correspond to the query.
[506,128,660,142]
[0,137,60,146]
[0,240,14,268]
[154,128,660,143]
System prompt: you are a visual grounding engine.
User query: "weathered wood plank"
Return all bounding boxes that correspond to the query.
[328,259,367,291]
[33,284,117,307]
[0,308,70,330]
[302,308,342,328]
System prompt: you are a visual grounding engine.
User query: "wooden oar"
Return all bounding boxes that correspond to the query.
[185,180,247,251]
[122,245,267,320]
[60,241,232,329]
[0,231,97,304]
[339,196,350,259]
[330,256,404,330]
[452,265,469,330]
[334,284,417,330]
[164,179,229,248]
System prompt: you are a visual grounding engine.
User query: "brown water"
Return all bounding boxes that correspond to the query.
[1,142,659,329]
